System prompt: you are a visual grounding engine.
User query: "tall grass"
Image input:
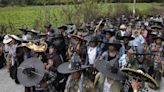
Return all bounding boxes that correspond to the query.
[0,3,161,34]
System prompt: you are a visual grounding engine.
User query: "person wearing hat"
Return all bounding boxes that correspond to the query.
[94,58,126,92]
[5,35,22,71]
[115,24,128,40]
[44,23,52,35]
[119,33,134,56]
[83,36,102,82]
[19,27,32,41]
[48,28,67,61]
[57,53,94,92]
[27,29,40,40]
[85,36,102,65]
[121,68,159,92]
[100,40,122,62]
[147,34,164,55]
[102,29,116,43]
[68,33,87,63]
[131,29,145,53]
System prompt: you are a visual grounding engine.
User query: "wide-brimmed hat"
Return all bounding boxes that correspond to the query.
[95,59,126,80]
[18,41,48,52]
[151,25,162,30]
[57,53,89,74]
[103,41,122,51]
[119,24,127,30]
[49,28,63,39]
[103,29,115,36]
[153,34,164,41]
[17,57,46,87]
[150,31,158,36]
[9,35,22,41]
[3,35,12,44]
[119,33,134,41]
[38,33,47,37]
[58,25,68,30]
[29,29,39,34]
[88,36,102,42]
[66,24,76,34]
[121,68,159,88]
[19,27,30,32]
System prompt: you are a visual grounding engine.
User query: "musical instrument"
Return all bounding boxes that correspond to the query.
[18,41,47,52]
[94,19,103,34]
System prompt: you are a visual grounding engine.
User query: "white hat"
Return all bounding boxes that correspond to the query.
[3,35,12,44]
[30,29,39,34]
[9,35,22,41]
[120,24,127,29]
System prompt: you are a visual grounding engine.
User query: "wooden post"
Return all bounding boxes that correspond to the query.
[133,0,136,17]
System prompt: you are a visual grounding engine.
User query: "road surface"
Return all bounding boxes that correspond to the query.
[0,68,164,92]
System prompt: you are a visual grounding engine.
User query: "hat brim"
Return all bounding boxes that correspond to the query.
[58,26,68,30]
[151,25,162,29]
[121,68,159,88]
[104,31,115,36]
[57,62,89,74]
[29,29,39,34]
[104,42,122,51]
[3,38,12,44]
[19,28,30,32]
[9,35,22,41]
[17,57,45,87]
[119,36,135,41]
[152,37,164,41]
[38,33,47,37]
[95,59,126,80]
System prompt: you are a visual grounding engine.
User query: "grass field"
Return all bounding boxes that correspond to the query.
[0,3,161,33]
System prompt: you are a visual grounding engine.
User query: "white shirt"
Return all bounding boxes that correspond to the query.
[103,78,111,92]
[131,35,145,46]
[119,54,128,68]
[121,31,126,36]
[88,47,97,64]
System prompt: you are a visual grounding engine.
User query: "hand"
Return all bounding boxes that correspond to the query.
[40,82,48,89]
[131,80,140,91]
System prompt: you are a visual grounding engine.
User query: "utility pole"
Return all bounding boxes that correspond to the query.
[133,0,136,17]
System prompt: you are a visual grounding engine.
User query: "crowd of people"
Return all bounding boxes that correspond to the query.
[0,15,164,92]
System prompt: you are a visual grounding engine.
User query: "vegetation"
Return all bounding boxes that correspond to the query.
[0,2,162,34]
[0,0,163,6]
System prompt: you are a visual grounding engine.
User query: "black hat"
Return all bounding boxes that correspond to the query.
[57,53,89,74]
[19,27,29,32]
[95,59,126,80]
[119,33,134,41]
[103,29,115,36]
[58,25,68,30]
[103,39,122,51]
[151,25,162,30]
[153,34,164,41]
[89,36,102,42]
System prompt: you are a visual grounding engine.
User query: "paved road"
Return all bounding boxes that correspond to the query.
[0,68,164,92]
[0,68,24,92]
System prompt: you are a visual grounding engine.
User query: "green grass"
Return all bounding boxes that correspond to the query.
[0,3,161,33]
